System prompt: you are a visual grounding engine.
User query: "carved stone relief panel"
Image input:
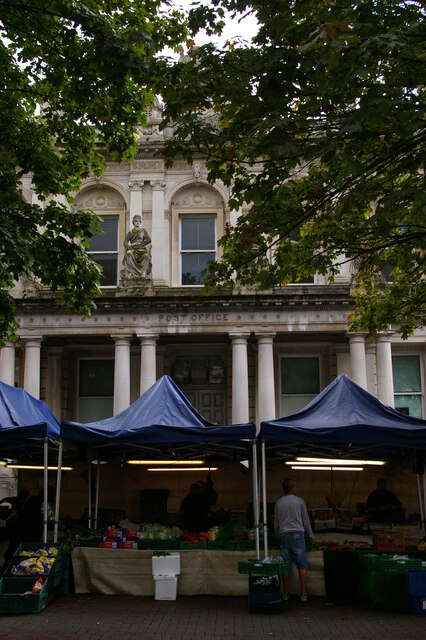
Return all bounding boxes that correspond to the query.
[132,159,164,171]
[104,162,130,173]
[75,186,126,211]
[172,185,223,209]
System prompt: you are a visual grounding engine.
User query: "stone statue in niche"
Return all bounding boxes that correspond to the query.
[121,215,152,280]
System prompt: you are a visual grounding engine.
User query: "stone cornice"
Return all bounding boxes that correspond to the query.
[15,284,353,317]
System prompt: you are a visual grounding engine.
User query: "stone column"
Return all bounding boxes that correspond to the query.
[257,334,276,426]
[230,333,250,424]
[138,334,158,395]
[45,347,63,419]
[376,332,395,407]
[348,332,368,389]
[150,180,168,286]
[23,337,42,399]
[0,340,16,386]
[112,336,132,414]
[128,180,144,218]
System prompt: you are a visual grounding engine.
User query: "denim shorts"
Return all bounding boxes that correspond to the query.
[280,531,308,570]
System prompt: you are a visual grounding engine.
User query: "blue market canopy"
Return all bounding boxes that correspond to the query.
[260,375,426,458]
[0,380,61,458]
[61,375,255,460]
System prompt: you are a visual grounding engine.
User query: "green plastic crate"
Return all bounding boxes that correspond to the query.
[358,568,410,612]
[0,577,49,615]
[180,541,208,549]
[359,553,382,570]
[6,553,62,589]
[235,540,256,551]
[379,556,422,573]
[13,542,62,559]
[207,540,235,550]
[238,559,289,576]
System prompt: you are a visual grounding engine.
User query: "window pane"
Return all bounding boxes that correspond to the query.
[90,254,118,286]
[281,395,316,416]
[79,397,114,423]
[79,360,114,397]
[394,395,422,419]
[181,218,215,250]
[181,252,215,285]
[88,218,118,252]
[392,355,421,393]
[281,357,320,394]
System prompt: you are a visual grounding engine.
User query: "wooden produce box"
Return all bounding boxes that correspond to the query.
[373,531,405,552]
[390,525,423,548]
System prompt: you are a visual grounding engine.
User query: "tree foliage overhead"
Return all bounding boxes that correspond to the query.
[162,0,426,338]
[0,0,187,343]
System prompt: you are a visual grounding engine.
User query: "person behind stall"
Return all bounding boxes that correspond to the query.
[366,478,404,523]
[274,478,315,603]
[0,488,29,512]
[180,483,210,533]
[198,476,217,507]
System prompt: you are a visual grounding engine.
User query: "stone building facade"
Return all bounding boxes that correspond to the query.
[0,100,425,431]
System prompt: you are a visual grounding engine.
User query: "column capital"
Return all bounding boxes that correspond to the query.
[150,180,166,191]
[20,336,43,346]
[256,333,276,344]
[346,331,369,341]
[229,332,250,342]
[111,334,133,343]
[1,339,16,348]
[128,179,144,190]
[375,331,396,342]
[137,333,159,343]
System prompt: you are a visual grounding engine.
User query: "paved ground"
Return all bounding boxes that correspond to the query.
[1,593,425,640]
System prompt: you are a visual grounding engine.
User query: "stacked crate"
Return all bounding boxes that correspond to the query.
[406,571,426,614]
[359,553,423,612]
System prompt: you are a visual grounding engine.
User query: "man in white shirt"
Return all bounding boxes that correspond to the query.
[274,478,314,602]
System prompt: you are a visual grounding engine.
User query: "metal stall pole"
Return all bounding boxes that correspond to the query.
[53,440,63,544]
[416,474,425,536]
[94,460,101,530]
[251,440,260,560]
[43,437,49,544]
[423,472,426,537]
[88,462,92,529]
[261,440,269,559]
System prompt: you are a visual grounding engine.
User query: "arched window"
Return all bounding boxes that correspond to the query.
[75,186,126,287]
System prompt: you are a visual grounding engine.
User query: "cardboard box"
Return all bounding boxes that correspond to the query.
[154,575,178,600]
[391,525,423,548]
[336,510,354,531]
[373,532,405,552]
[311,509,336,532]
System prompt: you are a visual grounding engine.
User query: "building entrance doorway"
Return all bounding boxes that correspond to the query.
[171,356,227,423]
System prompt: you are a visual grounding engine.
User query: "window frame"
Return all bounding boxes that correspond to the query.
[279,354,322,416]
[179,214,217,287]
[86,215,120,288]
[77,357,114,423]
[392,353,424,418]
